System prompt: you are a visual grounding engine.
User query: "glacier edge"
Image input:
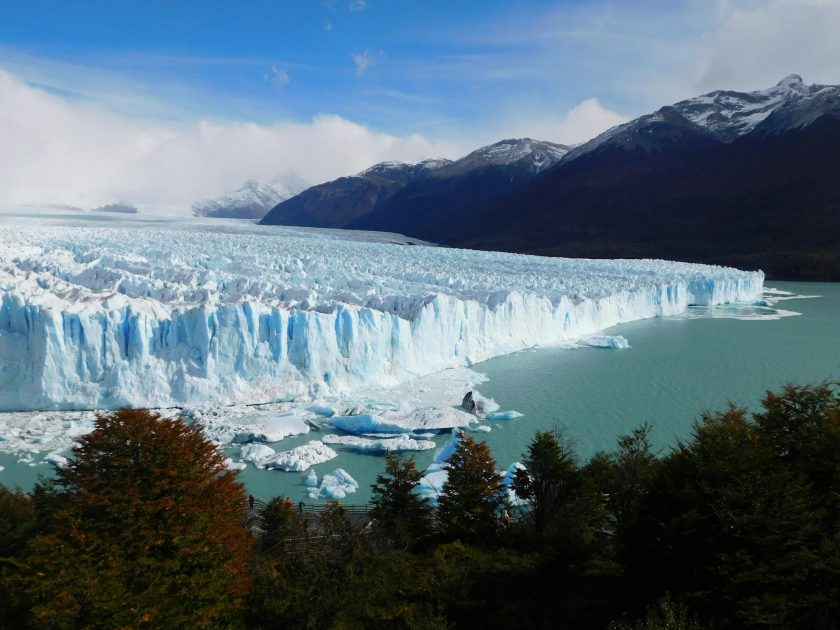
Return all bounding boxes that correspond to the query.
[0,224,763,411]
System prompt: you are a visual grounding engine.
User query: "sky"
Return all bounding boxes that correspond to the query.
[2,0,840,211]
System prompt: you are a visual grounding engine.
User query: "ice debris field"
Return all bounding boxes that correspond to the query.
[0,219,765,495]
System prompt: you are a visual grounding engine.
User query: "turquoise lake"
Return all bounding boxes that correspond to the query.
[2,281,838,504]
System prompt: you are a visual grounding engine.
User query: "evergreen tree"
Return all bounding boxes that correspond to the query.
[753,383,840,524]
[512,430,579,545]
[259,497,307,553]
[24,409,252,629]
[370,454,432,547]
[643,406,839,628]
[438,434,507,542]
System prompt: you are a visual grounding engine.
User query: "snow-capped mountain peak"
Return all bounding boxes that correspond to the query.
[777,73,805,89]
[192,180,301,220]
[459,138,570,173]
[357,157,454,182]
[568,74,840,160]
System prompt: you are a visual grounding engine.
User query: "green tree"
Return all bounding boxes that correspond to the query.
[609,595,706,630]
[259,497,307,553]
[512,430,579,546]
[643,406,839,628]
[370,454,432,547]
[24,408,252,629]
[753,383,840,524]
[438,434,507,542]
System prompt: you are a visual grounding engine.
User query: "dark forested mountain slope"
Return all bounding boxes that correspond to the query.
[466,111,840,280]
[262,77,840,279]
[260,139,568,231]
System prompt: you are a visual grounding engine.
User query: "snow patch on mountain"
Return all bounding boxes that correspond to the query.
[463,138,570,172]
[193,180,302,220]
[568,75,840,159]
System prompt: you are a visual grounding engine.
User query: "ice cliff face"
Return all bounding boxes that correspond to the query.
[0,222,763,411]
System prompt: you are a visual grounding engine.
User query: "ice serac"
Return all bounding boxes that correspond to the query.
[0,223,764,411]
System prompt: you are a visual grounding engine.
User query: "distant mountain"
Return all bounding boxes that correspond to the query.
[461,75,840,279]
[268,76,840,280]
[193,180,301,220]
[565,74,837,159]
[259,138,569,235]
[92,203,138,214]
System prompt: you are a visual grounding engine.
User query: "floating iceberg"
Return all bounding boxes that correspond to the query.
[308,404,336,417]
[260,440,337,472]
[329,414,411,434]
[308,468,359,500]
[239,443,276,465]
[45,451,68,467]
[329,406,475,434]
[0,222,763,412]
[322,433,436,453]
[224,458,247,471]
[201,411,310,445]
[485,411,523,421]
[582,335,630,349]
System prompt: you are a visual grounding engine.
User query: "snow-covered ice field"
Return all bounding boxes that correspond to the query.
[0,216,764,488]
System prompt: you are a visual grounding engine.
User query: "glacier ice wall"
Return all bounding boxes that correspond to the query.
[0,223,763,411]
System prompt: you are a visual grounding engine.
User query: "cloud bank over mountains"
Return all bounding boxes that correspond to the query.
[0,69,461,211]
[4,0,840,212]
[0,68,626,212]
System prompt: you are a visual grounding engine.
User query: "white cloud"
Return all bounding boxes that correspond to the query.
[696,0,840,92]
[497,98,629,146]
[348,0,367,11]
[352,51,375,77]
[549,98,628,145]
[0,69,462,213]
[266,65,290,88]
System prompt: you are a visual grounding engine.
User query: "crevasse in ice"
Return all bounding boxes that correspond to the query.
[0,223,763,411]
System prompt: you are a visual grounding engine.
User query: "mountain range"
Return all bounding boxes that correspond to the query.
[261,75,840,280]
[260,139,569,232]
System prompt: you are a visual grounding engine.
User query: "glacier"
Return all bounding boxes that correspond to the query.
[0,221,763,412]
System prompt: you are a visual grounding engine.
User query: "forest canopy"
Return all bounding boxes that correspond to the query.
[1,384,838,629]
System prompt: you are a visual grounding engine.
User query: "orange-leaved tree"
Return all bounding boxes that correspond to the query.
[25,408,252,629]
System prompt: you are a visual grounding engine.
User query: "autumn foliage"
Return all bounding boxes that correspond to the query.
[24,408,252,629]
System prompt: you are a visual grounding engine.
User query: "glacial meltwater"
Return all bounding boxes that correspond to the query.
[1,281,838,505]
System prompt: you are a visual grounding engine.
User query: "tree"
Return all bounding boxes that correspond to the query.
[753,383,840,525]
[609,596,706,630]
[642,406,839,628]
[24,408,252,629]
[438,434,507,542]
[259,497,307,553]
[0,485,37,629]
[370,454,432,547]
[512,430,579,546]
